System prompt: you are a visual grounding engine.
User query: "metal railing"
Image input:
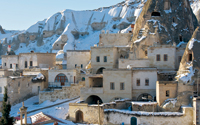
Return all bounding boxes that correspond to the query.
[48,82,71,87]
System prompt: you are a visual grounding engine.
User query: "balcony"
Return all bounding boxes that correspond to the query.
[80,87,103,94]
[48,82,71,88]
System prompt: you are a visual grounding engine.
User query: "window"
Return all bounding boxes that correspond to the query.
[164,0,170,10]
[188,54,192,61]
[18,82,20,87]
[96,56,100,62]
[166,90,170,97]
[10,64,12,69]
[81,64,83,68]
[4,63,6,66]
[179,36,183,41]
[120,83,124,90]
[178,56,182,63]
[110,82,115,90]
[164,54,168,61]
[145,50,148,57]
[75,64,77,68]
[30,61,33,67]
[151,12,161,16]
[172,17,175,23]
[104,56,107,62]
[57,44,59,46]
[82,77,85,81]
[16,64,18,68]
[156,54,160,61]
[145,79,149,86]
[25,61,27,68]
[55,73,68,83]
[137,79,140,86]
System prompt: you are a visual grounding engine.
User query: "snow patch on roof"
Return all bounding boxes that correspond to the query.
[104,109,183,116]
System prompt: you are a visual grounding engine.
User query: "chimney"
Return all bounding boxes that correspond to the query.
[7,45,11,52]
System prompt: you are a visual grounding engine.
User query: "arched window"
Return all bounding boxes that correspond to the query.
[151,12,161,16]
[55,73,68,83]
[82,77,85,81]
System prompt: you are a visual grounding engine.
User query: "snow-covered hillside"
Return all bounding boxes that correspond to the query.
[0,0,146,60]
[0,0,200,61]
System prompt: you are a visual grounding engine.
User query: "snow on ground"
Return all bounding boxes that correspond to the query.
[104,109,183,116]
[11,96,79,119]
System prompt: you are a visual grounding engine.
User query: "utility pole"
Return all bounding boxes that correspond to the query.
[152,96,154,125]
[98,100,101,125]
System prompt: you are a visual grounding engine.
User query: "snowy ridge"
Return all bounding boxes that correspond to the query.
[0,0,146,59]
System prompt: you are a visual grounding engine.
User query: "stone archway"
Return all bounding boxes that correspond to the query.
[96,67,105,74]
[137,93,153,101]
[75,110,83,123]
[54,73,68,86]
[85,95,103,104]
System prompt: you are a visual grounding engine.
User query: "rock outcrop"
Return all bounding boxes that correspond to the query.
[0,25,5,34]
[131,0,198,47]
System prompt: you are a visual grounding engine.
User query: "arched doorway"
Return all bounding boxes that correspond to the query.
[85,95,103,104]
[130,117,137,125]
[54,73,68,86]
[75,110,83,123]
[137,93,153,101]
[96,67,105,74]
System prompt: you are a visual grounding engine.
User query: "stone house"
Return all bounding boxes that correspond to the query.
[80,67,157,104]
[66,50,90,70]
[1,52,56,70]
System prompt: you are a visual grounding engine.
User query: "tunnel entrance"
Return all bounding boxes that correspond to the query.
[85,95,103,104]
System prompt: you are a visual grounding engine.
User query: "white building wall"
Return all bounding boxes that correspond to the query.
[67,51,90,69]
[2,56,18,69]
[132,70,157,90]
[148,46,176,70]
[48,69,77,83]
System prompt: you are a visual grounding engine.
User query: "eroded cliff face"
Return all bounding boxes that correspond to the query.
[131,0,198,48]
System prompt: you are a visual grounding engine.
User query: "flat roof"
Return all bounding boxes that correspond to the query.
[88,74,103,78]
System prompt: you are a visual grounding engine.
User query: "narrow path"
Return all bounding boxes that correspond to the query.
[26,96,79,114]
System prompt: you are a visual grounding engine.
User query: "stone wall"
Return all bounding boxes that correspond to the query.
[156,81,178,106]
[118,59,150,69]
[68,100,131,124]
[7,76,35,105]
[39,85,81,103]
[91,47,118,74]
[132,102,158,112]
[104,107,193,125]
[67,50,90,70]
[99,33,132,47]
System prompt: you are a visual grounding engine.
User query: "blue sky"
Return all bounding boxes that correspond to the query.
[0,0,124,30]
